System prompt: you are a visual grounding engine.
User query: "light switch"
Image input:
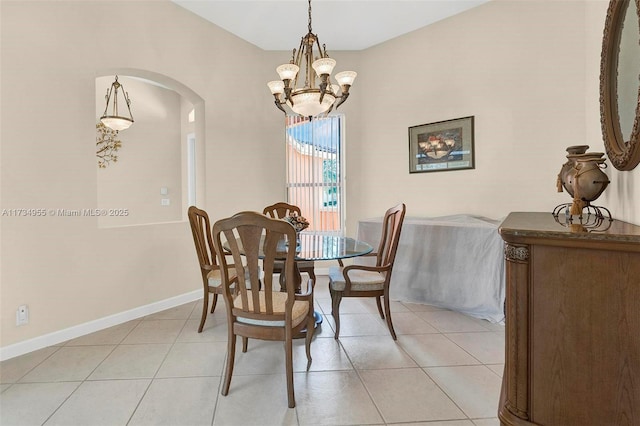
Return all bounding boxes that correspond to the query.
[160,187,168,195]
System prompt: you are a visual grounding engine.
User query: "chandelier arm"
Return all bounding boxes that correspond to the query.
[274,99,286,114]
[123,91,134,121]
[102,89,111,117]
[111,85,120,117]
[334,92,349,110]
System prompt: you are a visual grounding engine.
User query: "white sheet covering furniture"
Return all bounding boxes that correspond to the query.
[356,214,505,323]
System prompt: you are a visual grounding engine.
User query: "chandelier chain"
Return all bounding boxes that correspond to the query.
[308,0,312,33]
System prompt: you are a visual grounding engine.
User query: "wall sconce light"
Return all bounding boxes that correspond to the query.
[100,75,134,131]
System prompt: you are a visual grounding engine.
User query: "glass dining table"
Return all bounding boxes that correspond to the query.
[225,232,373,329]
[279,233,374,329]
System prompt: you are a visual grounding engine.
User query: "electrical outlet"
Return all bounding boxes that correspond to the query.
[161,198,170,206]
[16,305,29,326]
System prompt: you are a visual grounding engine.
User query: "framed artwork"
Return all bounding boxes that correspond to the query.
[408,116,475,173]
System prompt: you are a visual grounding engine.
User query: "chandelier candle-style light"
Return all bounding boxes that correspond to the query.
[100,75,134,131]
[267,0,356,117]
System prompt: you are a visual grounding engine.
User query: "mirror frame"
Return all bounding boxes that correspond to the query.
[600,0,640,171]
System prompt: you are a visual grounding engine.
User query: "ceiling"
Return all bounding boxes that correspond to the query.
[171,0,490,51]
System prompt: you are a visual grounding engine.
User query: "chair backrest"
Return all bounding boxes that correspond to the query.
[212,211,298,321]
[187,206,219,280]
[375,203,406,270]
[263,202,301,219]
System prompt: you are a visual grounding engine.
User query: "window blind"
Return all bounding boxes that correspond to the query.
[285,115,343,234]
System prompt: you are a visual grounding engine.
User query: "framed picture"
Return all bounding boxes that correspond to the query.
[408,116,475,173]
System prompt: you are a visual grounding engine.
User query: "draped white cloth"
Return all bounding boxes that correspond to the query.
[356,215,506,323]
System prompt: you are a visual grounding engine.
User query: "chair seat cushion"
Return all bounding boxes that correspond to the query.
[207,268,235,287]
[234,291,310,328]
[328,265,385,291]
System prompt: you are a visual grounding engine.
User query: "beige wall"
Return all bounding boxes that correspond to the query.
[1,0,638,354]
[0,0,283,350]
[346,0,638,232]
[96,75,184,227]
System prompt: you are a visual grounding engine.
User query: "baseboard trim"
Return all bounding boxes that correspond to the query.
[0,290,201,361]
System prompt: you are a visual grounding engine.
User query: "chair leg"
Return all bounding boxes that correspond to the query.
[383,293,397,340]
[305,308,314,370]
[375,296,385,319]
[242,337,248,353]
[221,333,237,396]
[210,293,218,314]
[285,331,295,408]
[198,290,209,333]
[330,289,343,339]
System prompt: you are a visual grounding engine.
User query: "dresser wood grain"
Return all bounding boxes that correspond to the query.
[498,212,640,426]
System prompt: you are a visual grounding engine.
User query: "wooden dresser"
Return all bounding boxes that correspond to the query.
[498,212,640,426]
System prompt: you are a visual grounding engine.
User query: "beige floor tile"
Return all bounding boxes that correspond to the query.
[425,366,502,419]
[227,339,288,376]
[44,379,150,426]
[3,294,508,426]
[88,344,171,380]
[479,321,505,332]
[397,334,481,367]
[324,313,391,337]
[472,418,500,425]
[316,297,373,315]
[293,336,354,372]
[310,316,336,338]
[0,382,80,426]
[357,297,411,315]
[64,320,140,346]
[339,335,418,369]
[445,332,505,364]
[389,421,474,426]
[416,311,491,333]
[122,319,186,344]
[360,368,465,423]
[401,302,446,312]
[213,374,297,426]
[20,346,114,382]
[385,311,439,335]
[189,297,229,320]
[0,346,59,383]
[294,370,384,425]
[144,302,196,320]
[129,377,218,426]
[177,318,229,342]
[486,364,504,378]
[156,342,227,378]
[312,277,331,298]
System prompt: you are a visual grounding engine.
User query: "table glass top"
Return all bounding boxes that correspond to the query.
[290,234,373,261]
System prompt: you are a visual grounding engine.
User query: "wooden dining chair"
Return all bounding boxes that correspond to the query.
[328,203,406,340]
[263,202,316,285]
[212,211,315,408]
[187,206,240,333]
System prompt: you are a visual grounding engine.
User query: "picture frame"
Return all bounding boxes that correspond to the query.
[408,116,475,173]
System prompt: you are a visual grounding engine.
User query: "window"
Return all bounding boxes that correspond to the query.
[285,115,344,234]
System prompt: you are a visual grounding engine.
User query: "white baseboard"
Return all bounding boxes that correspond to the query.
[0,290,202,361]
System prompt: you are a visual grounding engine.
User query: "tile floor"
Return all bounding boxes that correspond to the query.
[0,276,505,426]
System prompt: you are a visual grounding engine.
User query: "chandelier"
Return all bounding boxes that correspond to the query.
[267,0,356,118]
[100,75,134,131]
